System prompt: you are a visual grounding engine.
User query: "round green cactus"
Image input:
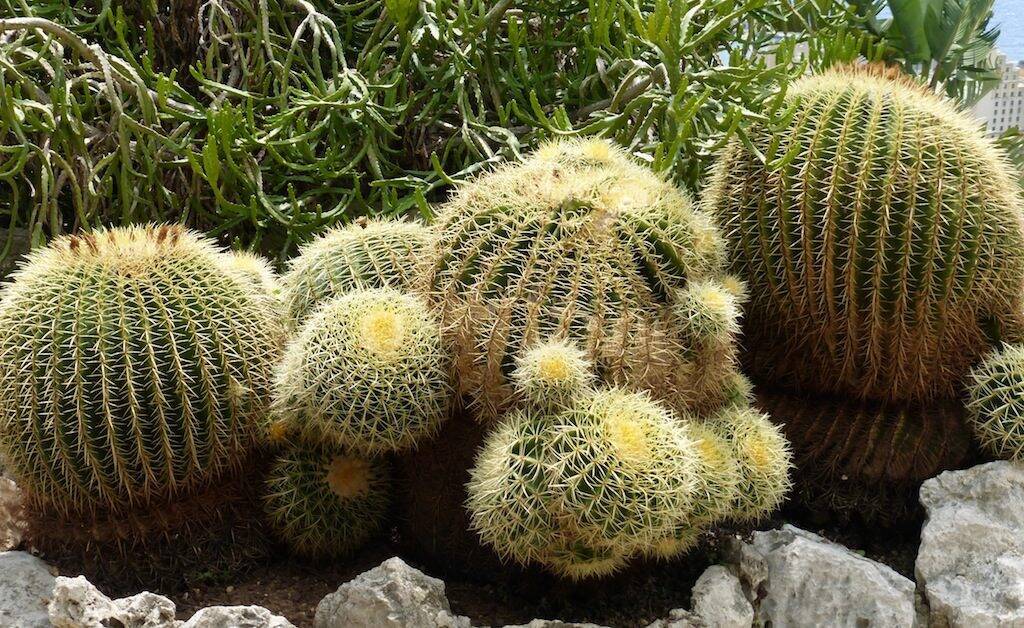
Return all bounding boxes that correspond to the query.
[273,287,453,454]
[223,250,281,299]
[705,407,792,522]
[511,339,596,412]
[281,219,432,327]
[429,138,727,419]
[467,388,701,579]
[967,343,1024,460]
[706,64,1024,404]
[264,445,390,558]
[0,225,284,517]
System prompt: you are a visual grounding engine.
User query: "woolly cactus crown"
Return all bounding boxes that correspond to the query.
[430,138,728,419]
[0,225,283,516]
[707,63,1024,403]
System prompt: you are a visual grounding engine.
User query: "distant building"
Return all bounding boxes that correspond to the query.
[972,52,1024,136]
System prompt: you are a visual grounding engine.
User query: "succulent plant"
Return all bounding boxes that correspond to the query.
[967,344,1024,460]
[758,390,974,524]
[223,250,281,299]
[510,339,596,412]
[0,225,284,518]
[273,287,453,454]
[706,64,1024,404]
[467,388,701,579]
[264,444,390,558]
[281,220,432,327]
[704,407,792,522]
[429,138,728,419]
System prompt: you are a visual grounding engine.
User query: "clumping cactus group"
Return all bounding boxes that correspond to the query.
[4,65,1024,582]
[0,138,797,583]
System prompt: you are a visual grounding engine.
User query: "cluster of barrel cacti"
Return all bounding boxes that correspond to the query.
[0,138,795,581]
[705,63,1024,522]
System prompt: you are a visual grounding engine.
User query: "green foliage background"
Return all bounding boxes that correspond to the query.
[0,0,1015,261]
[0,0,872,260]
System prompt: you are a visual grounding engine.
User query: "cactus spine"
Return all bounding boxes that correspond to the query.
[429,138,728,419]
[264,444,391,558]
[467,388,713,579]
[967,343,1024,460]
[0,225,284,517]
[273,287,453,454]
[707,64,1024,404]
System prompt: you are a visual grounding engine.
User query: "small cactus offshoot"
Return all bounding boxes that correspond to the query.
[264,445,390,558]
[967,344,1024,460]
[281,219,432,327]
[273,287,453,454]
[467,388,703,579]
[511,339,596,411]
[706,407,793,522]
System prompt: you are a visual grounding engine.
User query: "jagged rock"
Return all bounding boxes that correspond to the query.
[724,525,916,628]
[0,477,23,551]
[0,551,55,628]
[49,575,179,628]
[917,461,1024,628]
[645,609,705,628]
[115,592,181,627]
[501,618,606,622]
[691,566,752,628]
[314,557,471,628]
[182,605,295,627]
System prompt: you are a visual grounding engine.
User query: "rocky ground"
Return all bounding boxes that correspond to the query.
[1,461,1022,627]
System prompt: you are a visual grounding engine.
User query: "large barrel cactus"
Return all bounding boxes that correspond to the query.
[705,64,1024,522]
[0,225,284,519]
[428,138,729,419]
[707,64,1024,404]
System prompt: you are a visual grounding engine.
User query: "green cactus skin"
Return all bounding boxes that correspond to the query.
[281,219,432,327]
[706,64,1024,404]
[704,407,793,522]
[467,388,701,579]
[511,339,596,412]
[273,287,453,455]
[429,138,728,420]
[264,445,390,559]
[967,344,1024,460]
[0,225,284,517]
[758,390,974,525]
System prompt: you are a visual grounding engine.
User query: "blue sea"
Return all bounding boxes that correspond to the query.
[995,0,1024,61]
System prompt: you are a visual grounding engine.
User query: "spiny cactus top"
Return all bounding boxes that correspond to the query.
[429,138,727,419]
[511,340,596,412]
[281,219,432,326]
[467,388,703,579]
[273,287,453,454]
[0,225,284,516]
[967,343,1024,460]
[706,64,1024,404]
[264,444,390,558]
